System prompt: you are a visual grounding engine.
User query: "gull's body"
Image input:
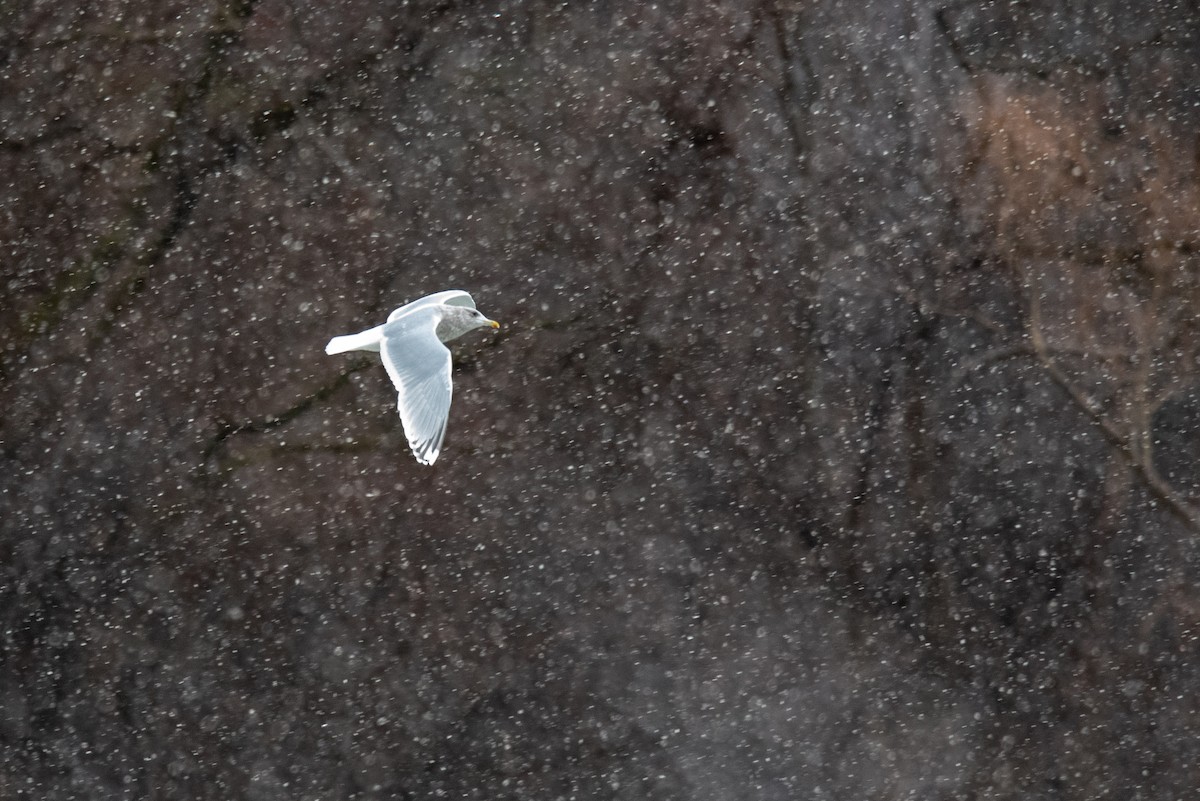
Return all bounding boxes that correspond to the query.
[326,290,499,465]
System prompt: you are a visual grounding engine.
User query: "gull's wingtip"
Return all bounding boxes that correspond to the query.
[408,434,441,465]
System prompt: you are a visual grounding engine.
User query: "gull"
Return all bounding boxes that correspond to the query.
[325,290,500,465]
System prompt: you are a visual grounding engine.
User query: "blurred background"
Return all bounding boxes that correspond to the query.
[3,1,1199,798]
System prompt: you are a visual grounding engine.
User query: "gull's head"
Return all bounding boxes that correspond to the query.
[470,308,500,330]
[437,305,501,343]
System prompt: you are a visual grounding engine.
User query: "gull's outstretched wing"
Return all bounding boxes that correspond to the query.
[380,306,453,465]
[387,290,475,322]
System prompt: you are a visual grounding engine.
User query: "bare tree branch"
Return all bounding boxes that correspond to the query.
[1018,263,1200,532]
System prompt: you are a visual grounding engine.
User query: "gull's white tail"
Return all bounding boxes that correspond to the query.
[325,326,384,355]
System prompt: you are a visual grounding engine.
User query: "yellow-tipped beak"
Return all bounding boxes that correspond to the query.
[489,320,501,329]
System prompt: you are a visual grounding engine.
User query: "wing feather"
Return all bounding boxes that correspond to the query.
[379,307,454,465]
[387,290,475,322]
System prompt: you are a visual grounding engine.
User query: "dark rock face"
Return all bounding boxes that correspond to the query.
[3,1,1199,798]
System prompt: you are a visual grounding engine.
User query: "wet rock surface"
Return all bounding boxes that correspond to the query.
[3,2,1199,798]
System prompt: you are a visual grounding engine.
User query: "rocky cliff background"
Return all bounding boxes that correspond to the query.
[3,1,1199,798]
